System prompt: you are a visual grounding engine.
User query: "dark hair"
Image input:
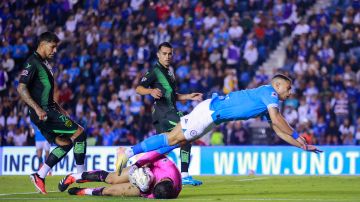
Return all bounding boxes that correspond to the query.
[38,32,60,46]
[272,73,292,84]
[158,42,173,52]
[153,180,175,199]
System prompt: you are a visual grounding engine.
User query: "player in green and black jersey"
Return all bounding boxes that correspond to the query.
[136,42,203,186]
[17,32,87,194]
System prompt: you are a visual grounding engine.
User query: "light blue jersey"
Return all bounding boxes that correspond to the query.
[30,121,46,141]
[210,85,279,124]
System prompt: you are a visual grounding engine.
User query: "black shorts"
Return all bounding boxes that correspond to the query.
[30,107,79,143]
[153,110,182,133]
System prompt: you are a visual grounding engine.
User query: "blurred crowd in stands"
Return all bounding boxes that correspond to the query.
[0,0,359,147]
[280,0,360,146]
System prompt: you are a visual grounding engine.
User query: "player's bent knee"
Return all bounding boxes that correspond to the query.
[71,127,85,140]
[105,173,118,184]
[75,126,84,136]
[77,125,84,133]
[107,167,129,184]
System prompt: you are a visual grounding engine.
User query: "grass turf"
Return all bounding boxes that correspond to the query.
[0,175,359,202]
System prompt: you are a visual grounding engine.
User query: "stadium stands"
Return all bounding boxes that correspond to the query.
[0,0,359,146]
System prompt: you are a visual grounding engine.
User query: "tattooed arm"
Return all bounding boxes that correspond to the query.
[17,83,47,120]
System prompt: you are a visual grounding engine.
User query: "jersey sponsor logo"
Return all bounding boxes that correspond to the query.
[20,70,29,76]
[168,70,175,81]
[271,92,278,98]
[168,70,174,77]
[25,63,31,69]
[44,61,53,76]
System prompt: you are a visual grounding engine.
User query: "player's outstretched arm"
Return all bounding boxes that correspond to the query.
[176,93,203,101]
[271,121,302,148]
[268,107,322,153]
[134,151,164,168]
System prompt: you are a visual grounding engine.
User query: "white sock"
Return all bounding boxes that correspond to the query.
[125,148,134,158]
[181,172,189,178]
[76,164,86,173]
[73,173,82,180]
[84,188,93,195]
[38,163,51,178]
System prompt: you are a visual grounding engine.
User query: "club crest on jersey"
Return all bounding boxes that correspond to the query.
[271,92,278,98]
[141,77,147,82]
[65,120,73,128]
[190,130,198,137]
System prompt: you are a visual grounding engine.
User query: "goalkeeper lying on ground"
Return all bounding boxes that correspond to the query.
[58,151,182,199]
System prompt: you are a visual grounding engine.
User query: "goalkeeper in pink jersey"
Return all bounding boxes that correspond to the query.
[58,151,182,199]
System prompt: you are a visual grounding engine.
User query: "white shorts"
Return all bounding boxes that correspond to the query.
[35,141,51,151]
[180,99,216,141]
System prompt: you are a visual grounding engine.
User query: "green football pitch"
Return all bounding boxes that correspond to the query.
[0,176,359,202]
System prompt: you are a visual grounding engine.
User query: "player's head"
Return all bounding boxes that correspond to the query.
[157,42,173,67]
[153,178,176,199]
[271,74,292,101]
[37,31,60,59]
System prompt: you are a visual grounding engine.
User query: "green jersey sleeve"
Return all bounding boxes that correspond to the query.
[139,69,156,88]
[19,61,37,85]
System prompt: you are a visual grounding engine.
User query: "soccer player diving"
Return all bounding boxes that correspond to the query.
[115,74,323,175]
